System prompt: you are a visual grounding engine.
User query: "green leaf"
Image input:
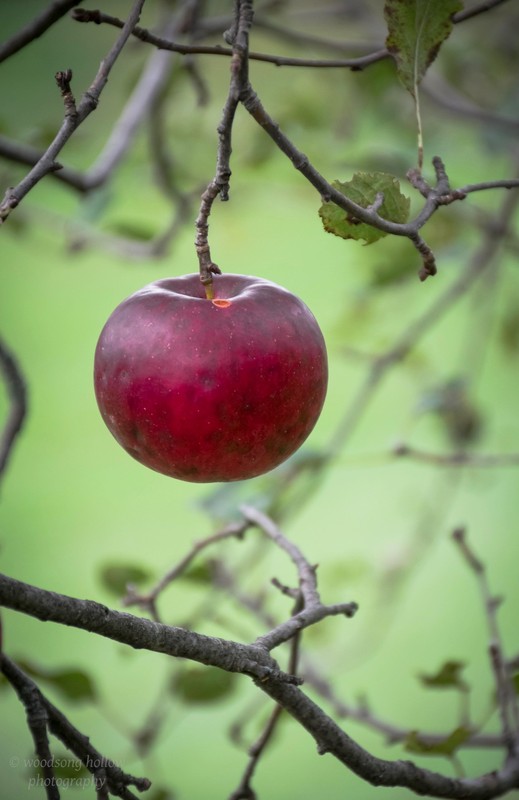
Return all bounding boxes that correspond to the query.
[500,304,519,355]
[99,563,153,596]
[318,172,410,244]
[419,660,468,691]
[417,379,482,446]
[17,660,97,702]
[107,221,157,241]
[147,789,177,800]
[172,666,236,704]
[181,560,215,584]
[405,726,473,756]
[384,0,463,97]
[513,673,519,695]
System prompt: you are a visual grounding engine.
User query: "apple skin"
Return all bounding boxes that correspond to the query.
[94,273,328,482]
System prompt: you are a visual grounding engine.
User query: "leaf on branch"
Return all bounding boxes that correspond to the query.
[318,172,410,245]
[181,560,216,584]
[404,725,473,756]
[172,666,237,704]
[107,221,158,242]
[418,660,468,691]
[146,789,176,800]
[499,304,519,356]
[16,660,97,702]
[99,562,154,596]
[417,379,482,446]
[384,0,463,97]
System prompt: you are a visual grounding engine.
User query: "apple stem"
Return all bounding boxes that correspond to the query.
[204,282,214,300]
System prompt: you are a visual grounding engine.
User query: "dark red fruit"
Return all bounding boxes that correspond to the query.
[94,273,327,482]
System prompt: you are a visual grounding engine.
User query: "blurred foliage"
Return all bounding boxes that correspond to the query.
[99,562,155,596]
[1,1,519,799]
[0,660,98,703]
[172,665,237,704]
[419,660,468,692]
[404,726,473,758]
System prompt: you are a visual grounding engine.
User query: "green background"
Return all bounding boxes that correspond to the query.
[1,2,518,798]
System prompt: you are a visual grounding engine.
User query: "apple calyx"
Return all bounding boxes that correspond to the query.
[212,298,232,308]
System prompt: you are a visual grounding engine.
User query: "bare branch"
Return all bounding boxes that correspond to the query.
[0,0,84,64]
[327,179,519,456]
[452,529,519,756]
[0,572,291,683]
[241,506,357,651]
[72,9,390,70]
[302,659,507,751]
[0,654,151,799]
[73,0,514,70]
[230,616,302,800]
[423,74,519,135]
[123,520,250,619]
[0,0,146,225]
[195,0,254,295]
[453,0,512,23]
[0,338,28,487]
[393,444,519,469]
[3,573,519,799]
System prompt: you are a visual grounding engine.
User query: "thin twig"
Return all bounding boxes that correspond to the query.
[393,444,519,469]
[230,613,303,800]
[72,0,514,68]
[0,0,146,224]
[328,178,519,457]
[194,0,254,294]
[0,654,151,799]
[122,520,250,619]
[241,506,357,651]
[453,0,512,23]
[0,338,28,487]
[452,529,519,756]
[72,9,390,70]
[3,574,519,799]
[0,0,85,63]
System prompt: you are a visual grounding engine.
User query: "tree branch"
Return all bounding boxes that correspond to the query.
[452,529,519,756]
[72,8,390,70]
[0,338,27,488]
[2,572,519,799]
[0,655,151,799]
[0,573,292,683]
[327,179,519,456]
[0,0,85,63]
[194,0,254,294]
[241,506,357,651]
[393,444,519,469]
[123,519,250,620]
[0,0,146,225]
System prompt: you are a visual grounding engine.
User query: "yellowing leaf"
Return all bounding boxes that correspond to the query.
[384,0,463,97]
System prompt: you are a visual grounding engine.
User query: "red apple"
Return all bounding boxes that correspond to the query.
[94,273,327,482]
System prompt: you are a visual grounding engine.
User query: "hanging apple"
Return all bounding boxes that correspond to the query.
[94,273,328,482]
